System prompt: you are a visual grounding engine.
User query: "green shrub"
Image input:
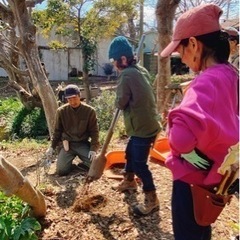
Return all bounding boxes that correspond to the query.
[11,107,48,139]
[0,98,48,139]
[149,73,156,85]
[170,73,194,83]
[90,90,126,143]
[0,98,22,131]
[91,90,116,132]
[0,191,41,240]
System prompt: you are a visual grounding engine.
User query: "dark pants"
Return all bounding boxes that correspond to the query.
[125,136,156,192]
[56,141,90,176]
[172,180,211,240]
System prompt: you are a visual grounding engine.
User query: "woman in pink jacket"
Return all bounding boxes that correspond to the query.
[161,4,239,240]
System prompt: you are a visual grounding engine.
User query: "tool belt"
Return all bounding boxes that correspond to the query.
[190,184,232,226]
[190,147,233,226]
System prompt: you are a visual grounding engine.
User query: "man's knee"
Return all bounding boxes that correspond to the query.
[56,160,72,176]
[56,168,71,176]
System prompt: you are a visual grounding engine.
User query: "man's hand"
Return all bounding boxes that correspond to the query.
[88,151,97,162]
[46,147,54,158]
[182,150,210,170]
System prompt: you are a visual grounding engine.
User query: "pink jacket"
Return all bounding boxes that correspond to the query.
[166,64,239,186]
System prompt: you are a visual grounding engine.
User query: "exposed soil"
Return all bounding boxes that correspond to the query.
[0,139,239,240]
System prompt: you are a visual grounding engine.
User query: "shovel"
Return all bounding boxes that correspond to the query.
[86,108,121,182]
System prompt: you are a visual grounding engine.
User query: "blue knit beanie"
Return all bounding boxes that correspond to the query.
[108,36,134,61]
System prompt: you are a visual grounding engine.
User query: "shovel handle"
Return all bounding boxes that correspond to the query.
[100,109,121,154]
[222,170,238,195]
[216,171,229,195]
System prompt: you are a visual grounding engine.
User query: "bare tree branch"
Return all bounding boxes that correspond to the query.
[0,0,58,134]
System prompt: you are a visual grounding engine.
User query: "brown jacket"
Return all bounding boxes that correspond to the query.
[51,102,99,152]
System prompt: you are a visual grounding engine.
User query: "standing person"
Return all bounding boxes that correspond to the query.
[46,84,100,176]
[224,26,239,69]
[108,36,161,216]
[161,4,239,240]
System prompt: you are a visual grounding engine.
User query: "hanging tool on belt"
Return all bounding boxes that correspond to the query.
[216,143,239,195]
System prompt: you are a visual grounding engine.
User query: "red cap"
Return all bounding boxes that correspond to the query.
[161,4,223,57]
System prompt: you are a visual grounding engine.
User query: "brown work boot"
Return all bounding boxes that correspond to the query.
[112,172,138,192]
[133,190,159,216]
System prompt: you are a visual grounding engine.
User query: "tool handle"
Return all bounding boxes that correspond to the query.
[100,109,121,154]
[136,34,146,63]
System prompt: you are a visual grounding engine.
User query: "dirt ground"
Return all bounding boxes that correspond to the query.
[0,78,239,239]
[0,138,239,240]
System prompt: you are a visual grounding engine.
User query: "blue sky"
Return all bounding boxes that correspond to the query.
[34,0,47,10]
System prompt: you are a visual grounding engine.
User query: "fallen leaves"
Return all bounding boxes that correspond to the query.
[1,145,239,240]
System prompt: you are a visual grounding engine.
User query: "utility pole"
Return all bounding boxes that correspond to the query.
[139,0,144,65]
[226,0,231,19]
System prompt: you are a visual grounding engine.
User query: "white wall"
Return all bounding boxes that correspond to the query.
[36,30,111,80]
[95,38,113,76]
[41,49,68,81]
[69,48,83,73]
[143,31,158,54]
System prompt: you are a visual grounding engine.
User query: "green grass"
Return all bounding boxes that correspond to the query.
[0,138,48,150]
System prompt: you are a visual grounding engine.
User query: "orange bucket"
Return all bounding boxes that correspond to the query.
[104,137,170,169]
[149,137,170,162]
[104,151,126,179]
[104,150,126,170]
[103,138,170,179]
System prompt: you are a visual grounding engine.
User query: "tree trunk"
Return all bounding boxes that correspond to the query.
[155,0,180,114]
[81,46,92,103]
[0,155,46,218]
[0,3,42,109]
[8,0,58,137]
[82,71,91,103]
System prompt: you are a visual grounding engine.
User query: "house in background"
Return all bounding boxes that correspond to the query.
[142,30,159,74]
[0,29,158,80]
[36,31,156,81]
[0,28,114,81]
[142,31,189,75]
[36,29,114,81]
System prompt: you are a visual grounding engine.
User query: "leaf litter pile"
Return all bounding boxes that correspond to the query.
[1,144,239,240]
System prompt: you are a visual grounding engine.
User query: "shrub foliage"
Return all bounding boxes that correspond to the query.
[0,191,41,240]
[1,91,126,141]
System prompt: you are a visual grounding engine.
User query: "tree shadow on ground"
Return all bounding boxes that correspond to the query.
[123,190,174,240]
[20,159,88,209]
[87,212,122,240]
